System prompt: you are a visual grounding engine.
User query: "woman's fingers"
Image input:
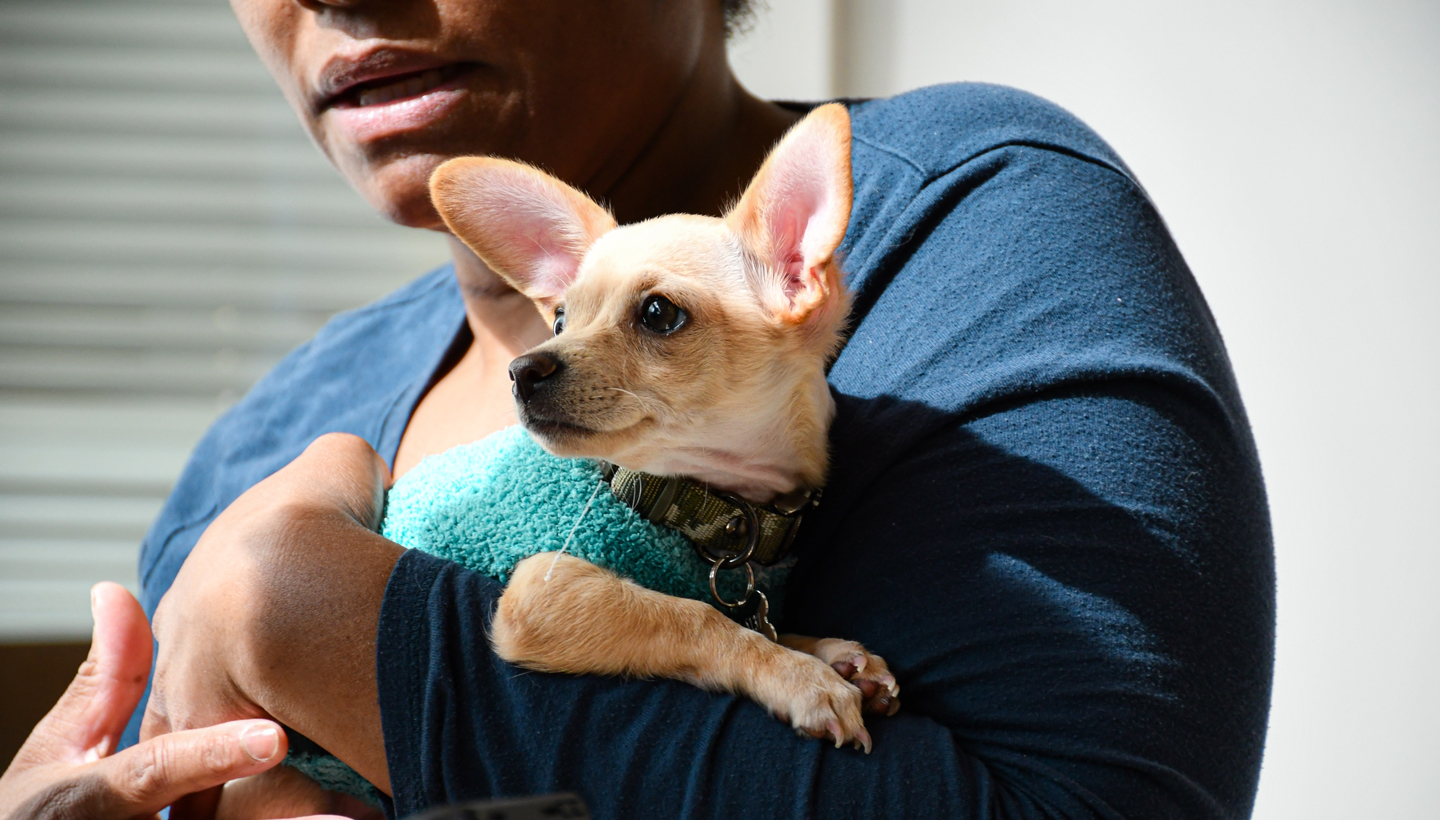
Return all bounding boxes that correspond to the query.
[76,584,155,756]
[92,720,287,820]
[23,583,154,765]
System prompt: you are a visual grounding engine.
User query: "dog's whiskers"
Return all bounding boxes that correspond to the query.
[605,386,671,416]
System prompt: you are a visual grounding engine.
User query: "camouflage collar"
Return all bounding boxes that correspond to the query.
[600,464,818,567]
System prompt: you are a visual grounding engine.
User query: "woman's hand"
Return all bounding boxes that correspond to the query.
[0,583,344,820]
[141,433,405,799]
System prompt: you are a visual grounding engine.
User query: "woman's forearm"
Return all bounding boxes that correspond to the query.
[144,434,403,796]
[244,504,403,795]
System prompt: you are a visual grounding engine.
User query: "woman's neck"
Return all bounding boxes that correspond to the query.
[391,240,550,478]
[579,66,800,224]
[449,237,548,339]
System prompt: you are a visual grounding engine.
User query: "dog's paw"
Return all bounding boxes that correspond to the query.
[760,650,871,753]
[802,638,901,717]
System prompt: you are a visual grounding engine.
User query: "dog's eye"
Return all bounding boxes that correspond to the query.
[552,308,566,336]
[640,295,687,335]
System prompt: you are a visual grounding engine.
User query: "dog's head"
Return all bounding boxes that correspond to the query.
[430,104,852,500]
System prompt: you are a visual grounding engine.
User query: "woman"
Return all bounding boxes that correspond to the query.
[134,0,1274,817]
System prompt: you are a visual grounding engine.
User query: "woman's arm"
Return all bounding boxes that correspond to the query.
[142,434,402,796]
[143,382,1267,819]
[372,383,1269,819]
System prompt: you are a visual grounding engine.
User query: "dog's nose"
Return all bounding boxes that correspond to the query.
[509,351,562,402]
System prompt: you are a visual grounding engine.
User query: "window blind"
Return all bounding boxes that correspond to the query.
[0,0,448,640]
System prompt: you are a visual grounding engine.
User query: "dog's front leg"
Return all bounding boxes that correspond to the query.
[493,552,872,751]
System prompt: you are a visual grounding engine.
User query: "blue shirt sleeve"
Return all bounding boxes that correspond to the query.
[372,86,1273,820]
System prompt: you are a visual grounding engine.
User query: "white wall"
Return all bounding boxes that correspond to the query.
[729,0,835,100]
[732,2,1440,817]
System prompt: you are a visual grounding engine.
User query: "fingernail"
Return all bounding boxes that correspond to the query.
[82,737,111,763]
[241,724,280,762]
[90,586,99,618]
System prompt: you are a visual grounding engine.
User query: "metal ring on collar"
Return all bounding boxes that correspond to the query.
[694,491,760,569]
[709,560,756,609]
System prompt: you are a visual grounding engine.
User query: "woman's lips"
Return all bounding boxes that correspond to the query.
[330,63,460,109]
[323,63,476,143]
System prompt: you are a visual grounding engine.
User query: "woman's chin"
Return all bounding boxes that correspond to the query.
[345,156,452,229]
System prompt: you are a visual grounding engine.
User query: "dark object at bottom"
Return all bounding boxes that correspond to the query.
[0,643,92,766]
[404,793,589,820]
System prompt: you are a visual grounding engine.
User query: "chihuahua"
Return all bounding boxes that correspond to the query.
[430,104,897,751]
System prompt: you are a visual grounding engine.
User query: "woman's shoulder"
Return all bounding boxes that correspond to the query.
[833,83,1250,444]
[846,82,1134,183]
[305,263,462,350]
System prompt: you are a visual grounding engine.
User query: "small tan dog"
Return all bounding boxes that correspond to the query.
[430,104,899,751]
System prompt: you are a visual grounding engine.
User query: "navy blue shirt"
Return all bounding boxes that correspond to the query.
[136,84,1273,819]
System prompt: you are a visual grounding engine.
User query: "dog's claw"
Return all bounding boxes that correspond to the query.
[826,719,844,748]
[766,639,891,753]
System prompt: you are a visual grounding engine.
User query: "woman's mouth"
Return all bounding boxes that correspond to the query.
[321,63,478,143]
[330,64,469,110]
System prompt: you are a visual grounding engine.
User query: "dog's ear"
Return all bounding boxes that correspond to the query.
[727,103,852,327]
[430,158,616,311]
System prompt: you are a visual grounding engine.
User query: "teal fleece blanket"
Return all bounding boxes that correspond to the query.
[286,425,790,804]
[381,425,787,601]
